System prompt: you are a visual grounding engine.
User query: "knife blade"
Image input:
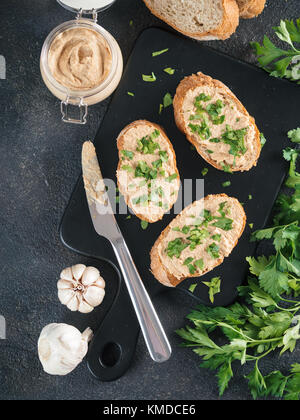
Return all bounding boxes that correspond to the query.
[82,141,172,363]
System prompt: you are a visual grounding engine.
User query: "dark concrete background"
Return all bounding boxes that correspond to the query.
[0,0,299,401]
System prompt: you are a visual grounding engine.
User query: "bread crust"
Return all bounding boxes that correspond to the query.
[173,72,261,172]
[143,0,239,40]
[116,120,180,223]
[237,0,266,19]
[150,194,246,287]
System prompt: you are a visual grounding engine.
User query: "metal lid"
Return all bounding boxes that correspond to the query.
[57,0,116,14]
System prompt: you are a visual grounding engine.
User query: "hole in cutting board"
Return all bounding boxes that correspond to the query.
[99,342,122,367]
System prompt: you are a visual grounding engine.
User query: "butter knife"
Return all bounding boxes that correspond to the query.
[82,141,172,363]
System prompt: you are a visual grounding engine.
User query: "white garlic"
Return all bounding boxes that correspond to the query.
[38,323,93,376]
[57,264,106,313]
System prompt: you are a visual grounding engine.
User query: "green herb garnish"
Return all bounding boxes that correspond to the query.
[251,19,300,83]
[166,173,178,183]
[152,48,169,57]
[164,67,175,75]
[122,150,134,160]
[141,220,149,230]
[163,93,173,108]
[202,276,221,303]
[166,238,189,258]
[142,72,156,82]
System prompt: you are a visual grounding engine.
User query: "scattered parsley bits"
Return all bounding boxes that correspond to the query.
[260,132,267,147]
[248,194,253,200]
[127,92,134,97]
[122,150,134,160]
[164,67,175,75]
[249,223,254,229]
[142,72,156,82]
[206,243,220,259]
[141,220,149,230]
[121,164,134,172]
[159,104,163,114]
[222,181,231,187]
[189,283,198,293]
[166,173,178,183]
[221,163,233,173]
[152,48,169,57]
[126,215,131,220]
[166,238,189,258]
[137,130,160,154]
[202,276,221,303]
[163,93,173,108]
[201,168,208,176]
[129,20,133,26]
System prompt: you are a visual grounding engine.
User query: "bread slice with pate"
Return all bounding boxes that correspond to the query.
[236,0,266,19]
[143,0,239,41]
[150,194,246,287]
[173,72,261,172]
[116,120,180,223]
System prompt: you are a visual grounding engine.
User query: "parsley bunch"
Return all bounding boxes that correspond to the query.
[177,130,300,400]
[251,19,300,83]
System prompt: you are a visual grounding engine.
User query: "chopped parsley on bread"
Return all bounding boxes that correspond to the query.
[116,120,180,223]
[173,72,261,172]
[150,194,246,287]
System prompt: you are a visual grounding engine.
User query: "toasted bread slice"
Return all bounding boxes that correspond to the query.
[150,194,246,287]
[236,0,266,19]
[143,0,239,41]
[116,120,180,223]
[173,72,261,172]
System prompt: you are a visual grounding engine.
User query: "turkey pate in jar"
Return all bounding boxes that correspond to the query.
[40,1,122,124]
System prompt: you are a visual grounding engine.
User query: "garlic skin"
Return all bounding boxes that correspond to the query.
[57,264,106,313]
[38,323,93,376]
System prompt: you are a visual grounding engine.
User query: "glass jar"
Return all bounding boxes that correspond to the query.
[40,2,123,124]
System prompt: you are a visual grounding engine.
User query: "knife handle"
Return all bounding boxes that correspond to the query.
[111,237,172,363]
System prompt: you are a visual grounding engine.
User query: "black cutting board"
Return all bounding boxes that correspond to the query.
[60,27,300,381]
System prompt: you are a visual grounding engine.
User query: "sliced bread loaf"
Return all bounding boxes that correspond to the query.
[116,120,180,223]
[173,72,261,172]
[150,194,246,287]
[236,0,266,19]
[143,0,239,40]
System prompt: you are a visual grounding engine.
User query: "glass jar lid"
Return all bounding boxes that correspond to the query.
[57,0,116,14]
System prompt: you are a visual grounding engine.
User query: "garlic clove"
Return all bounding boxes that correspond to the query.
[81,266,100,286]
[71,264,86,281]
[94,277,105,289]
[58,288,75,305]
[60,267,73,281]
[57,279,74,290]
[84,286,105,307]
[66,294,80,312]
[78,299,94,314]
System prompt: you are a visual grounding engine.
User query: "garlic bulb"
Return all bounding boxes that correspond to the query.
[57,264,105,313]
[38,323,93,376]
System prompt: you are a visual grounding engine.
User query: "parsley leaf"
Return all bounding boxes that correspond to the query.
[251,19,300,83]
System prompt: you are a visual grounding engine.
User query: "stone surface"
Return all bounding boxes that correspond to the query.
[0,0,299,401]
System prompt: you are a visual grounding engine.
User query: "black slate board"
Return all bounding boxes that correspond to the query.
[60,27,300,381]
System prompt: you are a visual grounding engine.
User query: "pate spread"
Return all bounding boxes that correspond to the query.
[182,86,256,169]
[157,196,245,280]
[117,125,180,222]
[48,28,112,90]
[82,141,107,206]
